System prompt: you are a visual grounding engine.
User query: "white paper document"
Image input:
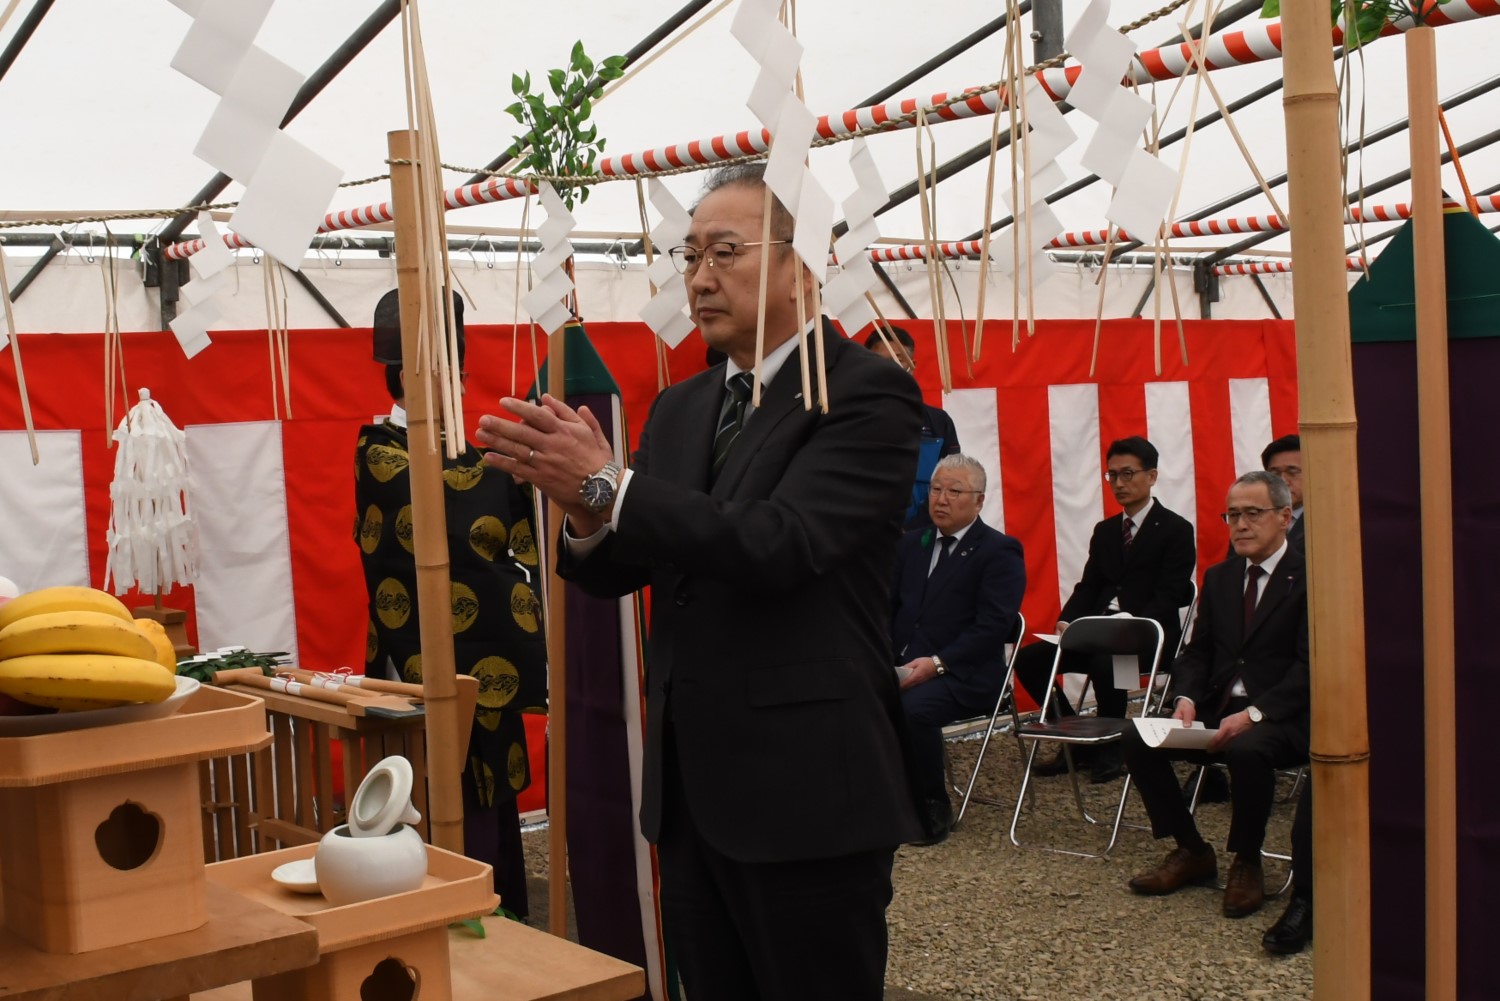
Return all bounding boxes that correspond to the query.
[895,664,915,683]
[1134,717,1217,750]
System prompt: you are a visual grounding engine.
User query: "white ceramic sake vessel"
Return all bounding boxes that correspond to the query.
[313,755,427,905]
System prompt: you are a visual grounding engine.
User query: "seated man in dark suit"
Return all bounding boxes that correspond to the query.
[1262,434,1304,552]
[1124,470,1309,920]
[864,325,961,528]
[1015,436,1197,782]
[892,454,1026,844]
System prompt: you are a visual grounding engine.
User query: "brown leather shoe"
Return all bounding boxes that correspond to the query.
[1128,845,1217,895]
[1223,854,1266,918]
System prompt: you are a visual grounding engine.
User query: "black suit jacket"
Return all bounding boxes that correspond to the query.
[1172,546,1310,729]
[1060,501,1197,658]
[1287,512,1306,552]
[890,519,1025,705]
[560,321,925,862]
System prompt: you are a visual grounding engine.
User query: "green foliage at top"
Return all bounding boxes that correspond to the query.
[504,41,627,209]
[1260,0,1451,48]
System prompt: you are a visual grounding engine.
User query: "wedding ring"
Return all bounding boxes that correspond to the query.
[526,448,535,463]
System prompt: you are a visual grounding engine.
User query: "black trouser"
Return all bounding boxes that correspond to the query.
[1013,643,1128,719]
[900,676,998,805]
[657,738,895,1001]
[1121,703,1308,856]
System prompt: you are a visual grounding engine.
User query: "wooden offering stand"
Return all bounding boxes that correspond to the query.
[206,843,497,1001]
[0,685,322,999]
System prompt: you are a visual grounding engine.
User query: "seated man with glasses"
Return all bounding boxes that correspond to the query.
[1122,470,1309,921]
[1013,435,1197,782]
[890,454,1026,845]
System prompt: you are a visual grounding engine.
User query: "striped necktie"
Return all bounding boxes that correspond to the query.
[711,372,754,481]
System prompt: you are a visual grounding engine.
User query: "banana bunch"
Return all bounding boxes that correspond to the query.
[0,587,177,712]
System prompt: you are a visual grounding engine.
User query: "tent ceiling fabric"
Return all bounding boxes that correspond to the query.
[1,1,1497,272]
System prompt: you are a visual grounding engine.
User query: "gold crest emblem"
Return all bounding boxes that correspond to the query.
[375,578,411,629]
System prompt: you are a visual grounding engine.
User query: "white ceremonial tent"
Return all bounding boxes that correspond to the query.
[1,0,1497,330]
[2,5,1498,1001]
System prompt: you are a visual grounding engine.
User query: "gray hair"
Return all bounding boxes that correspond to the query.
[695,163,795,242]
[934,453,986,493]
[1234,469,1292,510]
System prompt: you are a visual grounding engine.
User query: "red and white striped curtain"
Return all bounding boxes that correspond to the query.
[0,315,1295,701]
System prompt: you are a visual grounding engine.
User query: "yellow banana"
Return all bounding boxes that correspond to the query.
[132,618,178,673]
[0,587,133,632]
[0,654,177,709]
[0,611,158,662]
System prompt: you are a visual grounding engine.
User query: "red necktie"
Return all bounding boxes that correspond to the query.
[1243,564,1265,633]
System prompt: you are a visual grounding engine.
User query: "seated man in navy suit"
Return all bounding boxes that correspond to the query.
[892,454,1026,844]
[1123,470,1309,920]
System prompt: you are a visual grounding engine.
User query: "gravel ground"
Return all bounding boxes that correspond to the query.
[522,734,1312,1001]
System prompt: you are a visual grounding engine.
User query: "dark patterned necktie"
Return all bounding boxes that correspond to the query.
[711,372,754,481]
[929,535,955,577]
[1243,564,1265,633]
[1122,516,1135,552]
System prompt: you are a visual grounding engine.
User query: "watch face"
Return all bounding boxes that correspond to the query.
[582,476,613,509]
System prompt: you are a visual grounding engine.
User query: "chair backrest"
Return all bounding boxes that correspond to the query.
[1003,611,1026,669]
[1050,615,1167,720]
[1176,579,1200,658]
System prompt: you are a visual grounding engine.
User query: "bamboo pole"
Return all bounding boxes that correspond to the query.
[1280,3,1371,999]
[1406,25,1457,1001]
[387,128,465,855]
[545,321,569,938]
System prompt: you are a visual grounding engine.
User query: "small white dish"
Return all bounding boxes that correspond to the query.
[270,858,321,894]
[0,676,200,737]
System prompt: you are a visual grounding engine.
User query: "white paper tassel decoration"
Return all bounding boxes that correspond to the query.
[104,389,200,595]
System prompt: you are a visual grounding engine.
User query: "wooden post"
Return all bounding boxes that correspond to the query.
[387,128,465,855]
[545,325,569,937]
[1279,3,1372,999]
[1407,25,1458,1001]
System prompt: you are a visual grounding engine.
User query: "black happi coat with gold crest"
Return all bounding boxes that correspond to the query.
[354,419,547,805]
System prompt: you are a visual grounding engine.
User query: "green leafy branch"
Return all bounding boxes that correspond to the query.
[1260,0,1451,48]
[505,41,627,210]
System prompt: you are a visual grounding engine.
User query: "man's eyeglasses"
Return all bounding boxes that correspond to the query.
[929,486,980,500]
[1221,507,1283,525]
[1268,465,1302,478]
[668,241,789,275]
[1105,468,1148,483]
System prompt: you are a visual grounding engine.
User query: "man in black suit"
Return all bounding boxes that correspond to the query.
[1262,434,1305,553]
[1123,470,1309,920]
[1015,436,1197,781]
[864,325,961,528]
[1259,433,1312,952]
[891,454,1026,844]
[475,164,923,1001]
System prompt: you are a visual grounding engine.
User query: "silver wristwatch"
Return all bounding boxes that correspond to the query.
[580,461,621,513]
[1247,705,1264,724]
[932,655,948,677]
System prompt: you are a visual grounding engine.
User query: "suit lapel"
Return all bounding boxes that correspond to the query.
[921,523,986,609]
[1244,552,1300,642]
[711,328,835,498]
[673,370,727,493]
